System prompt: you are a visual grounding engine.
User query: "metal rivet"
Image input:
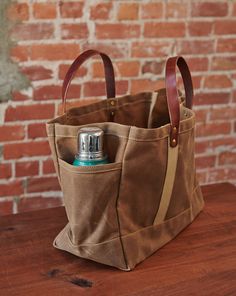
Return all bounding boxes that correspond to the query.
[173,127,177,133]
[111,111,114,116]
[110,100,115,106]
[172,139,176,145]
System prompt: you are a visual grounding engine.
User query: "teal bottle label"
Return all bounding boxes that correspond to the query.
[73,156,108,167]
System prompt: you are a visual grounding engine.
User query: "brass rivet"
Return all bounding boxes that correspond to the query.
[111,111,114,116]
[110,100,115,106]
[173,127,177,133]
[172,139,176,145]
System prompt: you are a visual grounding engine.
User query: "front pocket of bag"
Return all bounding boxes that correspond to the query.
[58,159,122,245]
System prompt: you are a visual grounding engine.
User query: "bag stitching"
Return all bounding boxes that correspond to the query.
[115,125,132,270]
[50,126,194,142]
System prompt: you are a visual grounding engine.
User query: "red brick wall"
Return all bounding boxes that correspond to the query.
[0,1,236,215]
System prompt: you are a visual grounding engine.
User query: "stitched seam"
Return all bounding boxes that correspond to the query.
[51,123,61,181]
[48,126,194,140]
[115,126,132,270]
[60,166,122,174]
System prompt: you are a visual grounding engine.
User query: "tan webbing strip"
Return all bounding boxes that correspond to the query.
[153,138,179,225]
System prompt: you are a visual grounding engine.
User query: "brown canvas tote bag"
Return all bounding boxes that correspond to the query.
[46,49,204,271]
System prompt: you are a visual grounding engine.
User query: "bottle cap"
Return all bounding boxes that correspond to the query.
[76,127,106,161]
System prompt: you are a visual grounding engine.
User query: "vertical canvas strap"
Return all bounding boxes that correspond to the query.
[153,138,179,225]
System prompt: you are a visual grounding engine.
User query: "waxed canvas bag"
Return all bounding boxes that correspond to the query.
[46,49,204,271]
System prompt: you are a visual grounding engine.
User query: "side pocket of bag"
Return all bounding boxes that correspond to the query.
[58,159,122,246]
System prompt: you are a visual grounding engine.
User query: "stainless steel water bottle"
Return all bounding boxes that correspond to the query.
[73,127,108,166]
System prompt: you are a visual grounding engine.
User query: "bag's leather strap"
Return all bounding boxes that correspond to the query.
[165,56,193,147]
[62,49,116,114]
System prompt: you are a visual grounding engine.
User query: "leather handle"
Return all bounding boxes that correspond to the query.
[165,56,193,147]
[62,49,116,114]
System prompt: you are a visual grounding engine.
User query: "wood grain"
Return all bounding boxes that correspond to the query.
[0,183,235,296]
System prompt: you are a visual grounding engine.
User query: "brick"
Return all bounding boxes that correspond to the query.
[90,3,112,20]
[179,75,201,90]
[215,21,236,35]
[96,24,140,39]
[92,63,113,78]
[188,22,212,36]
[59,64,87,80]
[7,3,29,21]
[0,164,12,179]
[33,85,61,101]
[144,22,185,38]
[116,81,129,96]
[60,1,84,18]
[12,91,31,101]
[195,155,216,169]
[204,75,232,89]
[191,75,202,90]
[82,43,128,58]
[84,80,128,97]
[141,3,163,19]
[3,141,51,160]
[43,158,55,174]
[194,109,208,123]
[27,176,60,193]
[5,104,55,121]
[33,3,56,19]
[17,196,62,213]
[191,2,228,17]
[15,161,39,177]
[132,41,172,57]
[0,180,24,197]
[233,3,236,16]
[196,122,231,138]
[0,200,13,216]
[116,61,140,77]
[142,61,164,75]
[117,3,139,20]
[0,125,25,142]
[233,90,236,103]
[28,123,47,139]
[212,56,236,71]
[210,107,236,121]
[166,2,187,18]
[195,137,236,154]
[61,23,89,40]
[219,151,236,166]
[21,66,53,81]
[30,44,80,61]
[11,23,54,41]
[64,84,81,100]
[208,168,236,183]
[83,82,106,97]
[93,61,140,78]
[11,45,29,62]
[179,40,214,55]
[187,57,209,72]
[131,79,165,94]
[217,38,236,53]
[194,92,230,105]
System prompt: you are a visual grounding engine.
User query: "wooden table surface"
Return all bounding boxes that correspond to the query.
[0,183,235,296]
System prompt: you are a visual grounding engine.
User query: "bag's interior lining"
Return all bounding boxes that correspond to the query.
[52,90,190,130]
